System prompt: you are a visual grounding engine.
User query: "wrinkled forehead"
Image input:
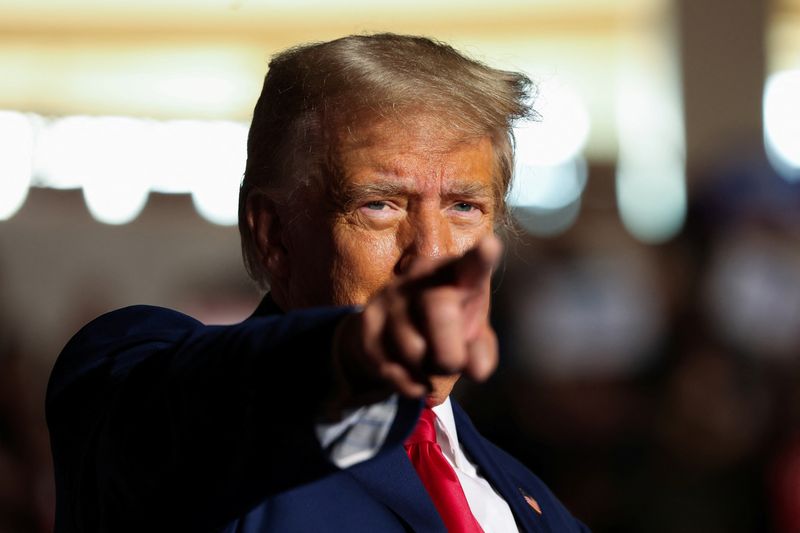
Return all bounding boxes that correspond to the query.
[328,112,499,173]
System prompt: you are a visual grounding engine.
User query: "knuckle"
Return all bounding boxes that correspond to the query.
[377,363,396,382]
[405,335,426,360]
[436,348,466,372]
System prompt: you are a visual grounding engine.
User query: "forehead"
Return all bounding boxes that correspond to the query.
[332,119,497,191]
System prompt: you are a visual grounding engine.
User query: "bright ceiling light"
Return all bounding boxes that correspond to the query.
[0,111,34,220]
[185,120,248,226]
[764,69,800,181]
[32,113,247,225]
[513,77,591,168]
[80,116,152,224]
[35,116,91,189]
[83,181,149,225]
[508,77,591,238]
[41,115,153,224]
[150,120,209,194]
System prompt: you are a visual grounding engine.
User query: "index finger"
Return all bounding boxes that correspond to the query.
[452,234,503,289]
[408,235,502,292]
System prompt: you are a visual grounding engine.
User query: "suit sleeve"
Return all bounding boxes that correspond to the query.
[46,304,371,532]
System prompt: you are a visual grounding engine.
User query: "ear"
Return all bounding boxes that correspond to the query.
[246,194,290,281]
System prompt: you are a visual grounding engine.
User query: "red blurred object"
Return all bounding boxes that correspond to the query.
[770,433,800,533]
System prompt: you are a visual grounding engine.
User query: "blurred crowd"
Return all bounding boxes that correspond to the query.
[462,161,800,533]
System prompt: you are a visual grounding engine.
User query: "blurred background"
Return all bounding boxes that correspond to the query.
[0,0,799,531]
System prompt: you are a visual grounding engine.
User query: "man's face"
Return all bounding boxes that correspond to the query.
[277,120,498,309]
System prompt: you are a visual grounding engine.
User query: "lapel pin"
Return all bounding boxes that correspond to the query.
[518,487,542,515]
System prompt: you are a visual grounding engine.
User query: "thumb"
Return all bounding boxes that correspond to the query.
[464,325,499,382]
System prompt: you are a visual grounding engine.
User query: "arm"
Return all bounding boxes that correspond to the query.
[47,304,366,532]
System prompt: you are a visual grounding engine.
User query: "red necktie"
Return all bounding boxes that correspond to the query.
[404,407,484,532]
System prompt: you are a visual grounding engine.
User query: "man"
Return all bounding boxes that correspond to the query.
[47,34,589,532]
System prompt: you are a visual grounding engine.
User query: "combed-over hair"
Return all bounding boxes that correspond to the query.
[239,33,533,289]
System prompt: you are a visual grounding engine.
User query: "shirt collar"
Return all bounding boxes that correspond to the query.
[430,397,462,468]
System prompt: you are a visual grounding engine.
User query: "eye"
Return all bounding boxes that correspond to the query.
[365,201,388,211]
[356,200,402,223]
[452,202,476,212]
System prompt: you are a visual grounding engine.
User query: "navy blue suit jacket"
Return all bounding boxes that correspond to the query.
[47,297,590,532]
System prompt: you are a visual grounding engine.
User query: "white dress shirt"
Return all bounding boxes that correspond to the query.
[317,395,519,532]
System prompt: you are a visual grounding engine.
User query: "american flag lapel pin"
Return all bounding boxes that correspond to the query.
[518,487,542,515]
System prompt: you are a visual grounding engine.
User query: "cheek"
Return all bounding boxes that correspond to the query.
[453,223,494,255]
[284,221,338,306]
[330,226,401,305]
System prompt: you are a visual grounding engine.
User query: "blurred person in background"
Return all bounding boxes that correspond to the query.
[45,34,590,532]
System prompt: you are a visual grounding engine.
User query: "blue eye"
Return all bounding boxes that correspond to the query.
[365,201,387,210]
[453,203,474,212]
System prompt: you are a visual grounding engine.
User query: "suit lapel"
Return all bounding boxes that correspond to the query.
[346,446,446,532]
[452,401,550,533]
[345,397,446,532]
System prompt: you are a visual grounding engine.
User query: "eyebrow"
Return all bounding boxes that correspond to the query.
[339,179,494,207]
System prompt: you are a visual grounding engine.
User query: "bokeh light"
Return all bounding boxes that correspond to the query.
[31,114,247,225]
[39,116,153,224]
[82,179,150,225]
[616,157,686,244]
[513,78,591,168]
[36,116,98,190]
[0,111,34,220]
[706,231,800,360]
[514,250,665,379]
[615,64,686,243]
[509,156,587,210]
[509,156,587,236]
[764,69,800,181]
[186,120,247,226]
[508,77,591,236]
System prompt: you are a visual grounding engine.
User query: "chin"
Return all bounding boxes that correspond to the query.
[425,394,447,408]
[426,375,460,407]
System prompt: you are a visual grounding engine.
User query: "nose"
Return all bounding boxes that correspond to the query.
[394,208,455,275]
